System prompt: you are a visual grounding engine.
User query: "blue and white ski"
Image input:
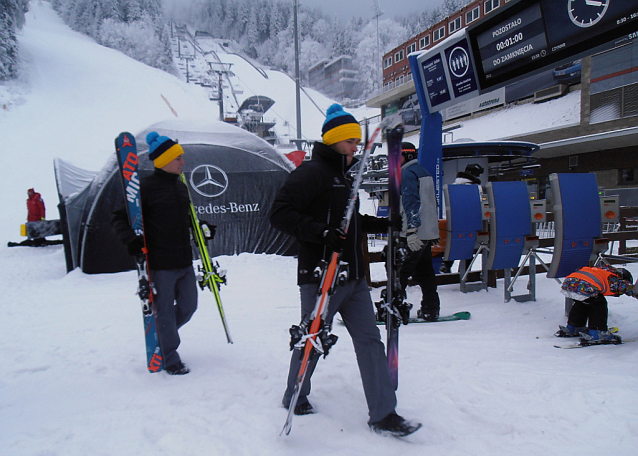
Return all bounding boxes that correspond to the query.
[115,132,163,373]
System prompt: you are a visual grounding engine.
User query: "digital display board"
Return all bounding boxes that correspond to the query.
[421,53,451,108]
[414,31,480,113]
[467,0,638,91]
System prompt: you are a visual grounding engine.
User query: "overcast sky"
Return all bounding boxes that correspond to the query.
[304,0,445,21]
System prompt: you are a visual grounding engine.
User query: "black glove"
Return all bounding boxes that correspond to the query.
[127,235,144,256]
[322,227,346,253]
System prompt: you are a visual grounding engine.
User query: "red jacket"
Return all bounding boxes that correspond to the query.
[27,192,46,222]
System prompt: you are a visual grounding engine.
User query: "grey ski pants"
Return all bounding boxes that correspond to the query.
[152,267,198,368]
[283,277,397,424]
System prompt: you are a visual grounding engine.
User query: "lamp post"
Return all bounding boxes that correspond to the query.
[293,0,302,142]
[372,1,383,93]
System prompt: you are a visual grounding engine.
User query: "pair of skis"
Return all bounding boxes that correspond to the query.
[383,123,407,390]
[180,173,233,344]
[281,116,404,436]
[115,132,232,374]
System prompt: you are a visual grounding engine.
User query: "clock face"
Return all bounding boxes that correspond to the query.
[568,0,610,28]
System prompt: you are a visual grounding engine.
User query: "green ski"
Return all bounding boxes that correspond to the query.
[180,174,232,344]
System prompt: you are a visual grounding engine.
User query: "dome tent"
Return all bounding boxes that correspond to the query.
[55,119,296,274]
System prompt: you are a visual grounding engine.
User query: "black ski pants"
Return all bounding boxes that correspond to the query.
[567,294,609,331]
[399,241,440,314]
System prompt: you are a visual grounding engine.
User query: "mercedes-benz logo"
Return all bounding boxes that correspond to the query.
[189,164,229,198]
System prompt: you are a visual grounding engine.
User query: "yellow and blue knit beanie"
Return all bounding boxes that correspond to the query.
[146,131,184,168]
[322,103,361,146]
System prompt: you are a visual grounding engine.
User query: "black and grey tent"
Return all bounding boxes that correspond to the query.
[55,119,296,274]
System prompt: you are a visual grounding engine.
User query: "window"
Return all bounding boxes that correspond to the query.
[433,26,445,42]
[384,57,393,69]
[406,43,417,55]
[620,168,636,183]
[466,6,480,24]
[419,35,430,49]
[449,16,462,34]
[484,0,500,14]
[395,75,404,86]
[394,49,404,63]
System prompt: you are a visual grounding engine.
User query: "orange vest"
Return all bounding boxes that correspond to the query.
[431,219,447,257]
[567,267,615,296]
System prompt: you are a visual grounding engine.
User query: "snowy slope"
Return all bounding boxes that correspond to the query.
[1,3,638,456]
[0,2,217,243]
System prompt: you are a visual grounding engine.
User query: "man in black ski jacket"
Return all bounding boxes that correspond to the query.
[112,132,197,376]
[270,103,421,437]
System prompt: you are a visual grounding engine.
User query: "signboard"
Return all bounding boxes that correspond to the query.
[443,87,505,121]
[467,0,638,91]
[414,30,480,113]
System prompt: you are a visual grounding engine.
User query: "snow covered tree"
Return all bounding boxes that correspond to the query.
[51,0,173,72]
[330,22,348,57]
[442,0,463,16]
[354,18,408,96]
[245,6,260,58]
[0,0,28,81]
[41,0,459,100]
[0,9,18,82]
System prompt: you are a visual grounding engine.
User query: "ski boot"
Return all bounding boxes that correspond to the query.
[555,324,587,338]
[579,329,622,346]
[417,307,439,322]
[369,412,422,437]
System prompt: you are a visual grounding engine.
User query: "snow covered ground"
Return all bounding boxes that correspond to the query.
[1,3,638,455]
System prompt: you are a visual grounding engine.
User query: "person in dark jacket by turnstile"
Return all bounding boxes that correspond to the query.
[112,132,197,375]
[398,142,441,321]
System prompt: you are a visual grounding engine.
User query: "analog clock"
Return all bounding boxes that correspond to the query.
[568,0,610,28]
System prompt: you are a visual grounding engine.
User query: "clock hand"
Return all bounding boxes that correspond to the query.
[585,0,603,6]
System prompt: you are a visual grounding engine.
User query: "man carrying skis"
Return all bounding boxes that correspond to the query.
[398,142,441,321]
[269,104,421,437]
[112,132,197,375]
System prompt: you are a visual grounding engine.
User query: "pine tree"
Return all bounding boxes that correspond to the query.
[0,0,27,82]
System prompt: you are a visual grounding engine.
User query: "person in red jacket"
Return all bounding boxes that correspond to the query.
[26,188,46,222]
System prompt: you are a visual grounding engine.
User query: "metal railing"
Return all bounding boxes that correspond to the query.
[369,72,414,99]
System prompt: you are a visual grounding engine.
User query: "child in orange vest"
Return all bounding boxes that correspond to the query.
[556,264,636,344]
